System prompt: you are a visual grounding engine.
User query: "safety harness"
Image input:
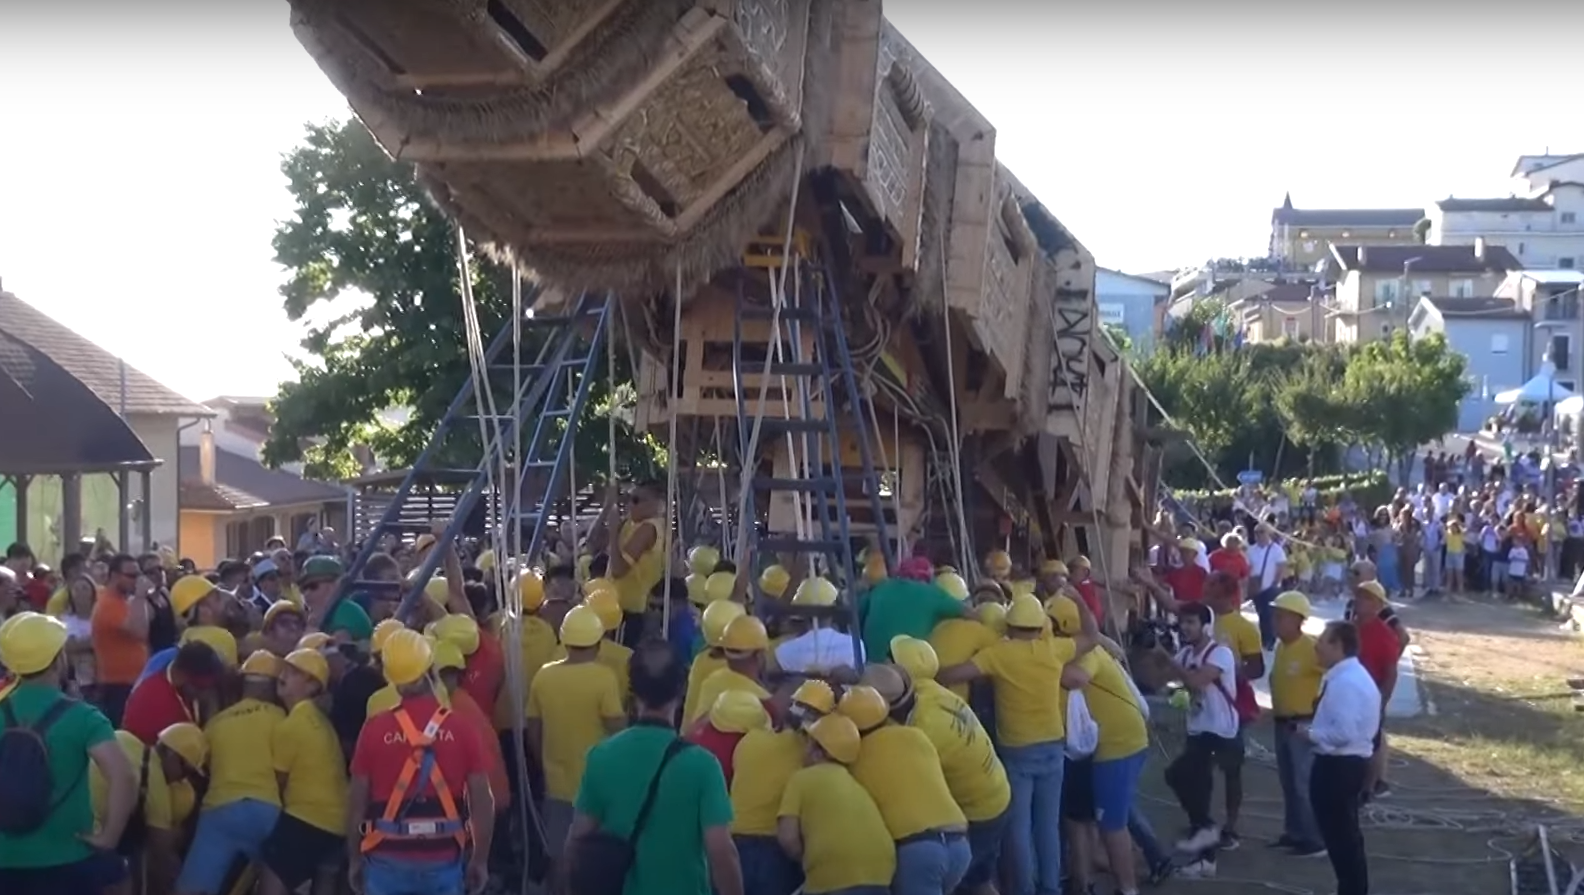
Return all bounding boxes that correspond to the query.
[358,707,468,854]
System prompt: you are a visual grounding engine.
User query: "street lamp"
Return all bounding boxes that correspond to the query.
[1396,257,1424,335]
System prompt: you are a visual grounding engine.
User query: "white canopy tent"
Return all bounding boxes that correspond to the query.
[1495,363,1574,405]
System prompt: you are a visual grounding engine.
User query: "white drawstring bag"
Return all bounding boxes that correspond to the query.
[1065,689,1100,759]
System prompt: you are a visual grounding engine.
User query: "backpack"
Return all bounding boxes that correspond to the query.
[0,696,80,836]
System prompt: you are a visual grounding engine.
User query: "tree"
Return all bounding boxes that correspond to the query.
[1101,322,1133,354]
[1272,348,1356,472]
[264,120,665,485]
[1341,332,1470,480]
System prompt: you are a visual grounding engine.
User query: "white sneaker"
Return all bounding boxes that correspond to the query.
[1177,859,1217,879]
[1175,825,1221,853]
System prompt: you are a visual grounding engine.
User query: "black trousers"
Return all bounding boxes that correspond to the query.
[1164,732,1244,830]
[1311,753,1370,895]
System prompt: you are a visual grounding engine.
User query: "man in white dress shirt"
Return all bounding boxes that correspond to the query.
[1299,621,1382,895]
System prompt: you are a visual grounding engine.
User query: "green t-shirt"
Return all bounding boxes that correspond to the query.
[325,599,374,642]
[0,682,116,869]
[860,578,969,661]
[574,722,732,895]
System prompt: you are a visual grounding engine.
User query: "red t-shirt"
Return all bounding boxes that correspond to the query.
[461,633,504,716]
[1162,565,1208,604]
[122,668,196,746]
[685,719,747,786]
[448,689,510,811]
[24,580,51,611]
[1356,618,1399,689]
[1073,580,1103,622]
[351,694,492,860]
[1208,549,1250,582]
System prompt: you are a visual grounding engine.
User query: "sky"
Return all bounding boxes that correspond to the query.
[3,1,1584,402]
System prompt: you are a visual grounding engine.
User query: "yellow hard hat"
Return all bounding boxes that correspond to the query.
[1006,594,1047,630]
[371,618,405,654]
[0,612,67,675]
[1010,579,1037,598]
[430,637,466,672]
[560,605,606,649]
[701,600,747,648]
[283,648,330,687]
[791,679,836,716]
[240,651,283,679]
[476,549,497,573]
[688,545,721,577]
[807,713,861,764]
[1040,559,1070,577]
[708,690,770,734]
[1045,595,1080,636]
[180,626,239,667]
[413,534,437,556]
[517,570,545,612]
[720,615,769,653]
[171,576,217,617]
[584,590,623,632]
[985,550,1013,577]
[296,631,332,651]
[791,576,837,607]
[382,628,434,686]
[703,572,736,604]
[1177,537,1203,554]
[685,573,709,606]
[934,572,969,601]
[431,614,481,656]
[577,555,594,581]
[1272,590,1313,618]
[1070,556,1091,570]
[862,552,888,584]
[836,685,888,732]
[977,602,1008,635]
[859,663,911,707]
[423,576,449,606]
[758,564,792,599]
[583,577,617,599]
[262,600,303,629]
[156,722,209,770]
[889,636,940,680]
[1354,580,1387,604]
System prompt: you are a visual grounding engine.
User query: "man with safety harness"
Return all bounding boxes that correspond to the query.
[348,628,494,895]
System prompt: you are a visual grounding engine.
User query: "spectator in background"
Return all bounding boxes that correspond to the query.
[90,553,152,727]
[3,541,34,580]
[0,567,20,619]
[138,553,179,654]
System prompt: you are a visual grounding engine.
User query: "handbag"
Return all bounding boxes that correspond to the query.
[566,737,690,895]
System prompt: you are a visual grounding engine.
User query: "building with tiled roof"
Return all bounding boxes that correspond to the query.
[1268,193,1425,270]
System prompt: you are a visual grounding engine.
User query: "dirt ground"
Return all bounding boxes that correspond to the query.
[1133,595,1584,895]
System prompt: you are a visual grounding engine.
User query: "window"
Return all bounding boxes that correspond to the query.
[1281,316,1300,338]
[1298,230,1310,238]
[1374,279,1400,304]
[1450,279,1475,298]
[1561,257,1577,270]
[1554,334,1572,371]
[1562,380,1578,393]
[1519,242,1526,256]
[1563,212,1577,224]
[1492,333,1510,354]
[1341,230,1351,238]
[1411,279,1432,297]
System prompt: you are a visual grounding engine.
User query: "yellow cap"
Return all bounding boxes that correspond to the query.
[1045,595,1081,636]
[701,600,747,648]
[560,605,606,648]
[759,564,792,599]
[977,602,1008,635]
[180,626,239,667]
[836,685,888,732]
[517,570,545,612]
[807,713,861,764]
[431,614,481,656]
[430,637,466,672]
[1039,559,1069,577]
[240,651,283,679]
[720,615,769,653]
[262,600,303,629]
[156,722,209,770]
[1272,590,1313,618]
[0,612,67,675]
[703,572,736,604]
[171,576,217,617]
[985,550,1013,577]
[476,549,497,573]
[685,573,709,606]
[1354,580,1387,604]
[283,648,330,687]
[382,628,434,686]
[1006,594,1047,630]
[1071,556,1091,569]
[584,590,623,632]
[934,572,969,601]
[371,618,405,654]
[791,679,836,716]
[583,577,618,599]
[708,690,770,734]
[791,577,838,607]
[296,632,332,651]
[889,636,939,680]
[688,545,721,577]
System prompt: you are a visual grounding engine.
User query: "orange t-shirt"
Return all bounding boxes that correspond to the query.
[449,688,511,811]
[91,589,149,685]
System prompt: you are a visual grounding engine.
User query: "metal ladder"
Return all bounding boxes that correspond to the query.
[731,247,897,608]
[333,292,612,621]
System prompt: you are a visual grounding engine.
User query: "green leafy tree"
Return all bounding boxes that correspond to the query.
[1272,348,1356,472]
[264,119,664,485]
[1341,332,1470,480]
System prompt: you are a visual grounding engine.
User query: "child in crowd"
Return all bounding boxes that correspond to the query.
[1445,518,1465,594]
[1506,534,1531,602]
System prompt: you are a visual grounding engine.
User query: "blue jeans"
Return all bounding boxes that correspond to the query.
[1253,585,1278,649]
[734,834,802,895]
[1127,807,1170,867]
[998,739,1066,895]
[363,854,465,895]
[893,833,971,895]
[176,797,280,894]
[1275,720,1323,847]
[961,809,1011,888]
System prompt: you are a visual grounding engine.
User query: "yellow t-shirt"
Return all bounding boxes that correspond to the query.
[1446,531,1465,554]
[1077,651,1148,761]
[970,638,1077,747]
[549,639,633,701]
[909,680,1010,822]
[849,724,967,840]
[729,728,804,835]
[613,518,667,614]
[203,698,286,809]
[272,700,349,834]
[929,618,999,701]
[686,668,771,727]
[92,730,172,831]
[1214,611,1261,669]
[526,660,624,801]
[683,650,729,724]
[493,614,561,730]
[366,684,400,717]
[1271,633,1323,719]
[779,763,896,894]
[169,780,197,831]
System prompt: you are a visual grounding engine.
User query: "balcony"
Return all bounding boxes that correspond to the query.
[1542,295,1581,321]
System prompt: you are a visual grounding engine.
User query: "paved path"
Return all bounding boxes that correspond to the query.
[1245,598,1426,718]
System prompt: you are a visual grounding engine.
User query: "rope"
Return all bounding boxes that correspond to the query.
[937,244,975,577]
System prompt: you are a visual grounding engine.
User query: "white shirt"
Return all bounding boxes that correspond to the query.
[1309,657,1381,757]
[1508,546,1530,578]
[1177,639,1240,739]
[1432,492,1454,519]
[774,627,864,674]
[1246,542,1287,591]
